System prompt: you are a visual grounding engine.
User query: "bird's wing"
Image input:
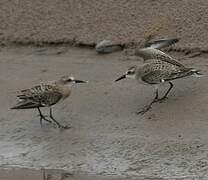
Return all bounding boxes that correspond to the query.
[163,68,198,81]
[144,37,179,49]
[135,47,185,68]
[141,67,194,84]
[17,84,63,107]
[141,70,165,84]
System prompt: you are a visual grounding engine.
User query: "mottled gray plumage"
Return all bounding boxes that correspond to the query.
[13,83,67,109]
[115,58,202,114]
[136,59,196,84]
[135,37,182,67]
[135,47,185,67]
[11,76,87,128]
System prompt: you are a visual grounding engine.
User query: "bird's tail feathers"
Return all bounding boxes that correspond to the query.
[190,69,205,77]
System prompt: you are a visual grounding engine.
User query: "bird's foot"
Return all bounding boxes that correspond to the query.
[136,96,168,115]
[157,96,168,103]
[136,105,152,115]
[38,114,52,125]
[49,116,71,130]
[57,124,71,130]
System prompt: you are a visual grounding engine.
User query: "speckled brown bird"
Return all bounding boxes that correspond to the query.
[115,58,203,114]
[11,76,87,129]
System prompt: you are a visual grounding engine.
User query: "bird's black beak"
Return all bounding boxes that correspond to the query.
[115,74,126,82]
[74,79,87,83]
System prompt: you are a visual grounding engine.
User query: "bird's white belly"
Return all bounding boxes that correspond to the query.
[136,78,150,85]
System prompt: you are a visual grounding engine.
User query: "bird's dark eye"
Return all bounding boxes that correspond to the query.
[127,71,133,75]
[67,79,72,82]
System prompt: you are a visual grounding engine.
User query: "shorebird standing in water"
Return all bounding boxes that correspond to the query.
[115,58,203,114]
[11,76,87,129]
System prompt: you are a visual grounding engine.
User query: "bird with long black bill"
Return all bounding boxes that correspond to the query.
[115,58,203,114]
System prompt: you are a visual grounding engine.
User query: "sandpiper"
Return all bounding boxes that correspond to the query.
[11,76,87,129]
[115,59,203,114]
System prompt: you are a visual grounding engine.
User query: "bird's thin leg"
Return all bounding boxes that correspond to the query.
[37,107,52,125]
[153,88,159,102]
[137,89,159,115]
[158,82,173,101]
[49,108,70,129]
[137,83,173,115]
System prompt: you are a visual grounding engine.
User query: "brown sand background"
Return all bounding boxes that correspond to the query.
[0,0,208,48]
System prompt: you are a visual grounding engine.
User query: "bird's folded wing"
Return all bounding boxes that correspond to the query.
[18,84,63,106]
[141,68,193,84]
[141,70,165,84]
[164,68,196,81]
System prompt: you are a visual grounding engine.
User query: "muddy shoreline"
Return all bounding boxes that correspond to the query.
[0,45,207,179]
[0,167,132,180]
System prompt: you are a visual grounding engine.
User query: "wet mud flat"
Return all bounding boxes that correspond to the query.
[0,45,208,179]
[0,168,135,180]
